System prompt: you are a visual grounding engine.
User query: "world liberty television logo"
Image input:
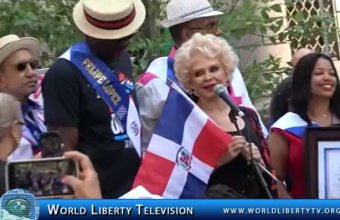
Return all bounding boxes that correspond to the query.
[0,189,39,220]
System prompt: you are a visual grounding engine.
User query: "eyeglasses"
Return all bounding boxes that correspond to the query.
[14,60,39,71]
[186,22,220,34]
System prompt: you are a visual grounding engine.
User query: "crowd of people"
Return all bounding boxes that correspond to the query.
[0,0,339,200]
[15,163,69,197]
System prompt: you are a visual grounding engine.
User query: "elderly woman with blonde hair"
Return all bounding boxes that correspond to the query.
[174,33,277,199]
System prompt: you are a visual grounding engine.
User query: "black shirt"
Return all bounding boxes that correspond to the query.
[207,116,265,199]
[42,51,140,199]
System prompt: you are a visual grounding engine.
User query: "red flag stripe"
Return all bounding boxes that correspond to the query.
[192,120,231,167]
[133,151,175,195]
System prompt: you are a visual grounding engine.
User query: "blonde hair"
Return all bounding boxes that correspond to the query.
[0,93,21,141]
[174,33,239,91]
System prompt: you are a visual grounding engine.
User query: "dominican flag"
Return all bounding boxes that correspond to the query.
[133,83,232,199]
[270,112,319,198]
[271,112,319,139]
[270,112,316,157]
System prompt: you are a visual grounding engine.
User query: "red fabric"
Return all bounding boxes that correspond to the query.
[137,72,158,85]
[168,46,176,58]
[32,149,41,155]
[33,74,43,99]
[133,152,175,195]
[227,82,242,105]
[192,120,231,167]
[241,106,278,198]
[132,85,233,197]
[271,128,304,198]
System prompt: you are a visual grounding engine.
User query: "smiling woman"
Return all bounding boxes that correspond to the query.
[268,53,340,199]
[174,33,238,94]
[173,33,277,199]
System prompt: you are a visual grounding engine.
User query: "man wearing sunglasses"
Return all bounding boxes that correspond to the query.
[0,34,45,161]
[41,0,146,199]
[136,0,268,153]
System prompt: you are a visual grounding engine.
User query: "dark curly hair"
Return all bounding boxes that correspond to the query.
[269,77,293,123]
[291,53,340,124]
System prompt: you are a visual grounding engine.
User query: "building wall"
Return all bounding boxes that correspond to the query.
[235,0,340,73]
[332,0,340,73]
[235,0,292,72]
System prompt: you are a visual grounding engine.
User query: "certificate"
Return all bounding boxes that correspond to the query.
[304,126,340,199]
[318,142,340,199]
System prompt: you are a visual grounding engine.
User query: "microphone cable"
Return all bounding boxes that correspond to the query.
[245,118,273,199]
[229,111,273,199]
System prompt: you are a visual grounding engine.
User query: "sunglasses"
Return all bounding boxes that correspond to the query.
[187,23,220,35]
[14,60,39,71]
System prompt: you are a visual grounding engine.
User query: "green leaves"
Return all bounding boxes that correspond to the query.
[0,0,80,67]
[0,0,338,118]
[293,11,305,23]
[270,4,282,13]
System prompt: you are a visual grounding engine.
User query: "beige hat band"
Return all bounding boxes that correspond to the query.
[84,6,136,30]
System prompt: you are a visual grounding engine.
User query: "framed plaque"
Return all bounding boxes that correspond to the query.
[304,126,340,199]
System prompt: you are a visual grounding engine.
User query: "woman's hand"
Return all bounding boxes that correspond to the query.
[216,136,246,168]
[61,151,102,199]
[241,143,264,166]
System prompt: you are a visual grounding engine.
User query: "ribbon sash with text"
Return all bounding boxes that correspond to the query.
[62,42,141,157]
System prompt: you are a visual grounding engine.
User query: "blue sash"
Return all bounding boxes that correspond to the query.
[167,57,187,94]
[21,100,44,150]
[166,57,178,86]
[69,42,130,132]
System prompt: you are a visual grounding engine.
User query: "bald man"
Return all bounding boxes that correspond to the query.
[290,48,314,71]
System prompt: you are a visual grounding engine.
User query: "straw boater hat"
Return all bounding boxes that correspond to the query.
[73,0,146,40]
[0,35,39,65]
[161,0,223,28]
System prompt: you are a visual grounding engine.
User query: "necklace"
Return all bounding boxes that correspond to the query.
[309,112,332,124]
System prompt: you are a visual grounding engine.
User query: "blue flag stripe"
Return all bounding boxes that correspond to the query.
[154,88,194,146]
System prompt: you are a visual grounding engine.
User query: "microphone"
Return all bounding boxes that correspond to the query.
[213,84,274,199]
[213,84,245,118]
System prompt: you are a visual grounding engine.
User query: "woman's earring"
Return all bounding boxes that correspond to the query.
[189,89,199,103]
[16,138,20,144]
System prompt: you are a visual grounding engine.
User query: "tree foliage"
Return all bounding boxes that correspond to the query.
[0,0,338,117]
